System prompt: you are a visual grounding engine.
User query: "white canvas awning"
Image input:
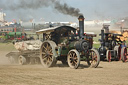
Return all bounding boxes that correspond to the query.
[36,26,59,34]
[36,26,76,35]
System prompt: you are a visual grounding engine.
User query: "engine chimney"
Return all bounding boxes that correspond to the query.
[78,15,85,38]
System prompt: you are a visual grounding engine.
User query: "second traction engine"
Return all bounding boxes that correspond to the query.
[99,25,127,62]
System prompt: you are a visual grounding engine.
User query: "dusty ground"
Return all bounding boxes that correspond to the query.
[0,50,128,85]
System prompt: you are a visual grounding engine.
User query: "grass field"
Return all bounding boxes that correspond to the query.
[0,43,16,51]
[93,44,100,49]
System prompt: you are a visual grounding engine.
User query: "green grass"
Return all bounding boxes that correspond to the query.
[0,43,16,51]
[93,44,100,49]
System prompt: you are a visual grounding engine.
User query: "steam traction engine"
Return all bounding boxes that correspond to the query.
[38,15,100,69]
[99,25,127,62]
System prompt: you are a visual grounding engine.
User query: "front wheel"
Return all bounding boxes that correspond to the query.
[67,49,80,69]
[87,48,100,68]
[106,50,111,62]
[18,55,26,65]
[121,47,127,62]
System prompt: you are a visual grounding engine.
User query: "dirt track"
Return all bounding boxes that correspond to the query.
[0,51,128,85]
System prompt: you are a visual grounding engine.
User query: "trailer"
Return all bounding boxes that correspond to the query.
[6,40,42,65]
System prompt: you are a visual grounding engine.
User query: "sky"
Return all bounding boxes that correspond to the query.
[0,0,128,22]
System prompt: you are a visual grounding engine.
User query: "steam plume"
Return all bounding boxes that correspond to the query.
[0,0,82,17]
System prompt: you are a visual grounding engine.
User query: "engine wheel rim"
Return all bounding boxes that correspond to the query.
[69,52,78,67]
[88,50,98,66]
[108,51,111,62]
[123,48,127,62]
[68,50,80,69]
[41,42,53,66]
[118,46,121,60]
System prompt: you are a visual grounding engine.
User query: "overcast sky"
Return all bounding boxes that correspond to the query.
[0,0,128,22]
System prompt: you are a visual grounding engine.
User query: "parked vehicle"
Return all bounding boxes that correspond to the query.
[98,25,127,62]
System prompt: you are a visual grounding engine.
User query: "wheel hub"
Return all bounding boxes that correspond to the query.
[46,51,50,56]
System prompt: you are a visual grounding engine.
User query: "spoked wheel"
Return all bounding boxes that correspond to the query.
[67,49,80,69]
[106,50,111,62]
[114,46,121,61]
[40,41,57,68]
[87,48,100,68]
[18,55,26,65]
[121,47,127,62]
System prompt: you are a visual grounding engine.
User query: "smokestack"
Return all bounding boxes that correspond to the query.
[103,25,110,33]
[78,15,84,38]
[101,29,104,44]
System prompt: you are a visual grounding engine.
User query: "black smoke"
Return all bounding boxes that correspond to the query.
[0,0,82,18]
[54,1,82,17]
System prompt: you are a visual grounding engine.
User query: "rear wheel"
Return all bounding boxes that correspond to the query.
[121,47,127,62]
[40,41,57,68]
[106,50,111,62]
[87,48,100,68]
[67,49,80,69]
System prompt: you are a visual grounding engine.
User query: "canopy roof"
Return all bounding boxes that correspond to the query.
[36,26,76,34]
